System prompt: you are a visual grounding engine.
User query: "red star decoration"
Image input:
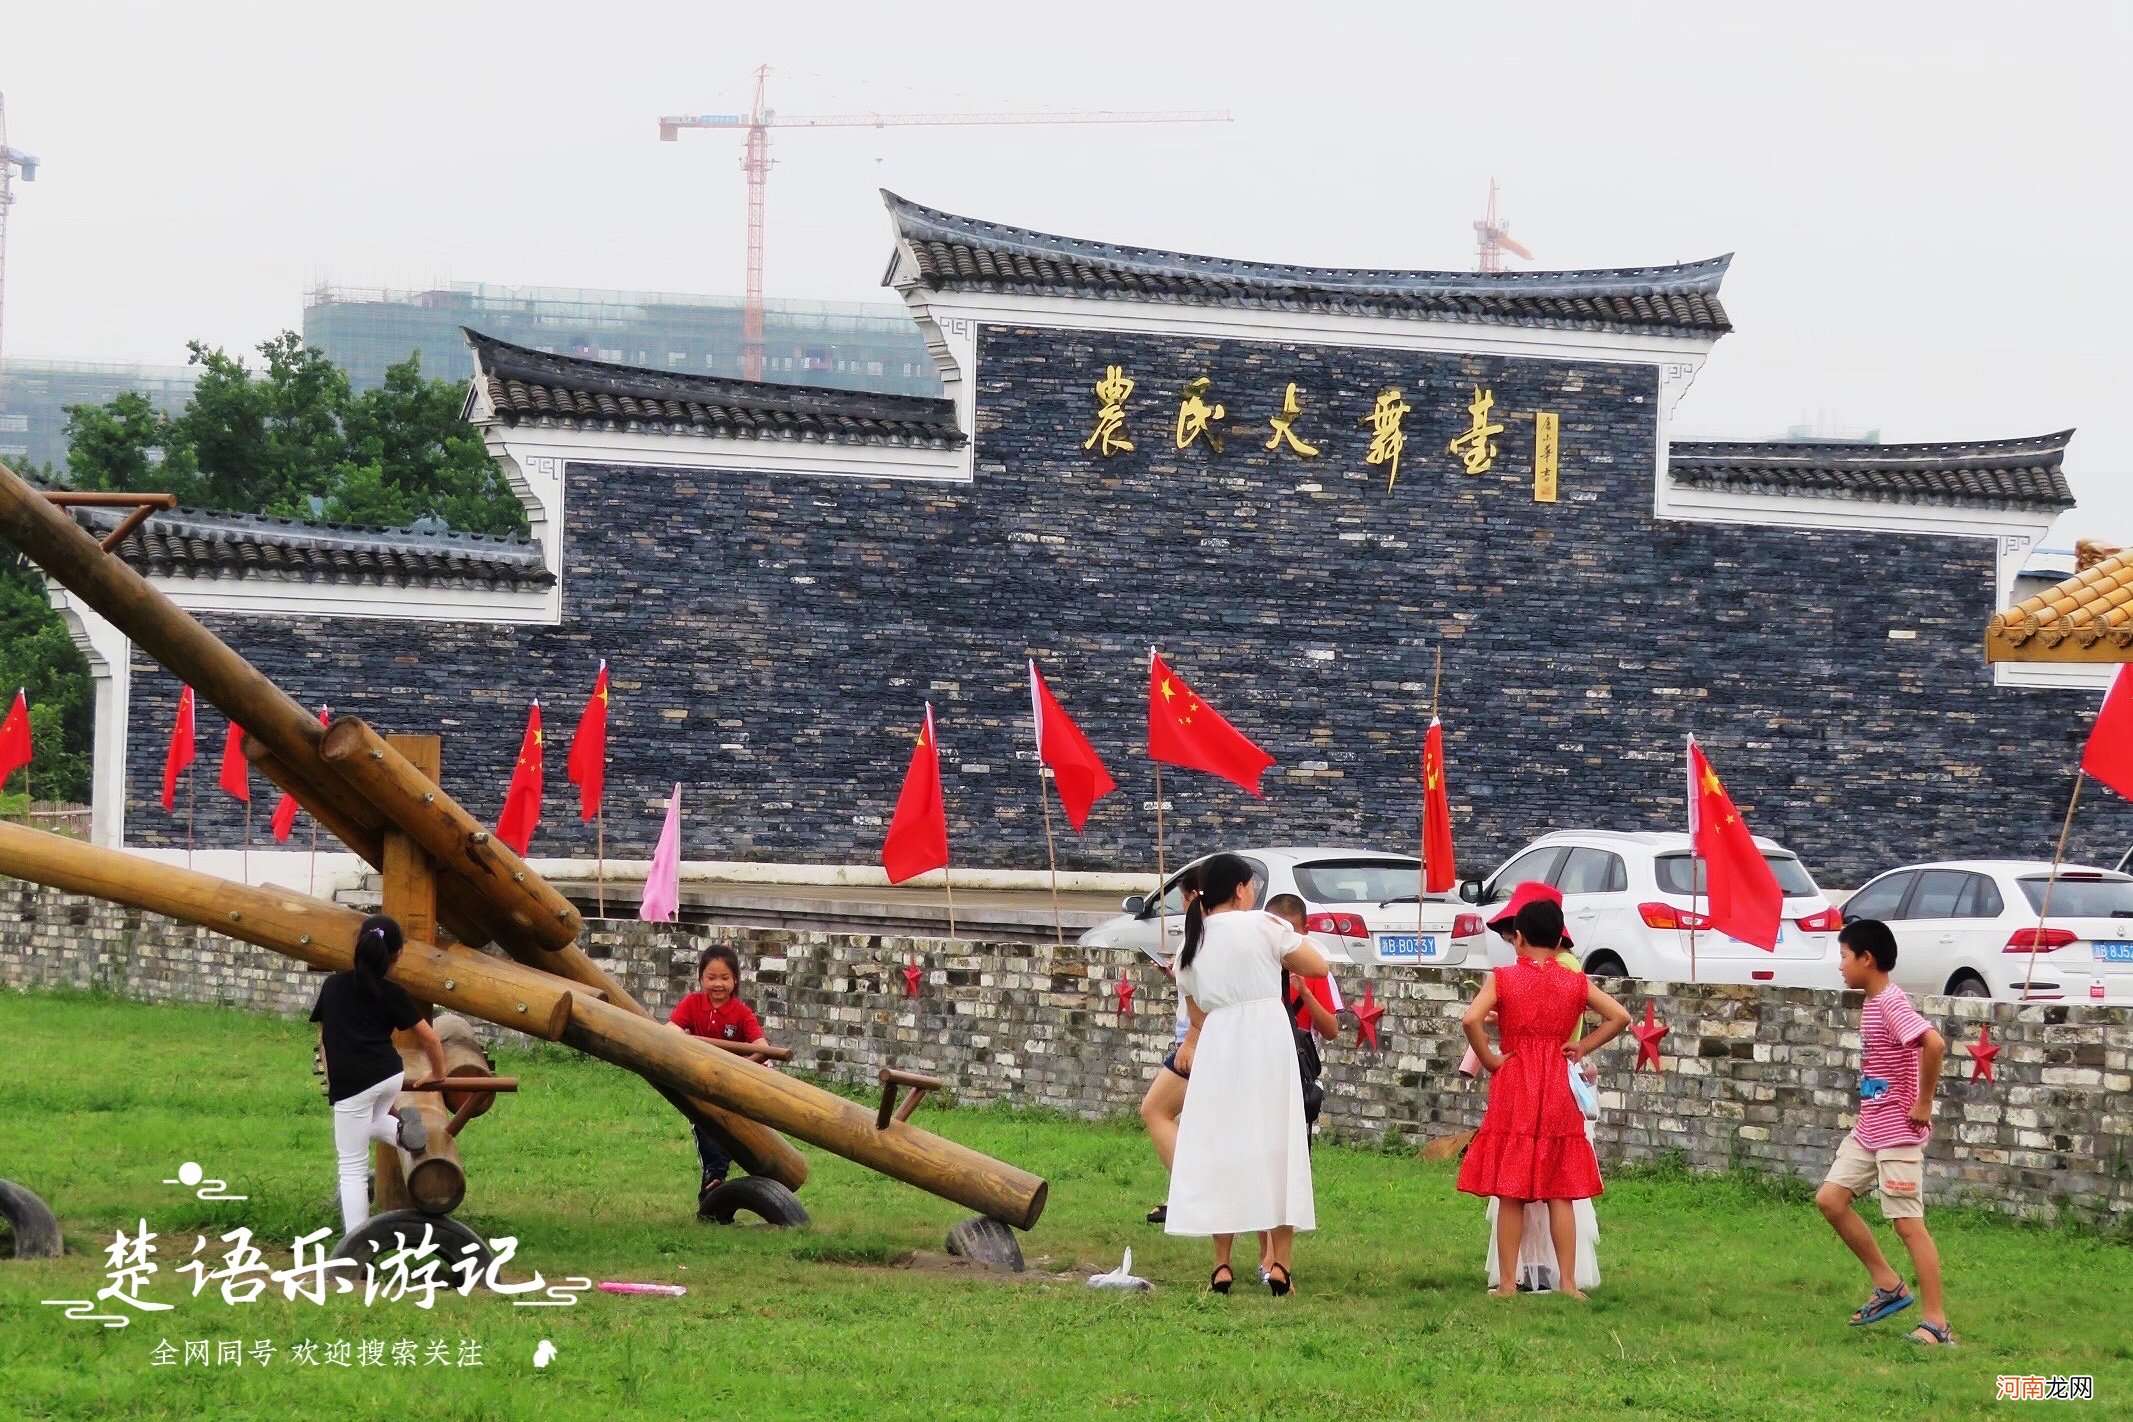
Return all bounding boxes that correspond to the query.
[1968,1023,2000,1083]
[1632,1000,1669,1072]
[1352,981,1386,1052]
[902,957,922,999]
[1115,976,1135,1015]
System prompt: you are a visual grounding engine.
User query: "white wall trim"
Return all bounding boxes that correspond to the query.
[1993,659,2115,692]
[51,592,129,848]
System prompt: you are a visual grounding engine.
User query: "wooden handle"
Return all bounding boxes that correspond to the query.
[405,1076,518,1093]
[707,1038,795,1062]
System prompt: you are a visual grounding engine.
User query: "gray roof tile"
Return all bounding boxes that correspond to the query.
[883,191,1733,338]
[73,505,554,591]
[1668,432,2075,512]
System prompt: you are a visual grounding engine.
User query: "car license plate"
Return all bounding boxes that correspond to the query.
[1375,933,1440,961]
[2097,942,2133,964]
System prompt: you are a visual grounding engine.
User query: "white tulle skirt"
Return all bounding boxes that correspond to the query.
[1484,1115,1601,1292]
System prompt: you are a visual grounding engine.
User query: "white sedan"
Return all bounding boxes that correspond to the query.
[1839,860,2133,1003]
[1078,847,1475,968]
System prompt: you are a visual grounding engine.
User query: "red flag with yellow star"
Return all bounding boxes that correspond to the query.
[270,705,329,841]
[566,661,609,822]
[497,700,544,856]
[1687,736,1782,951]
[882,704,949,884]
[1422,717,1456,893]
[1147,650,1275,795]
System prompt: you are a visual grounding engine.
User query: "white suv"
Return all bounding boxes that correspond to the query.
[1839,860,2133,1003]
[1454,830,1844,988]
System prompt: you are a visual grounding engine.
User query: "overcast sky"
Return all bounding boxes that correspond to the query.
[5,3,2126,541]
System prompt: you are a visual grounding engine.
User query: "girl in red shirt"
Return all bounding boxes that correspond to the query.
[666,945,766,1215]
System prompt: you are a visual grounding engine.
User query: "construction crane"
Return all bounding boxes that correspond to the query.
[660,66,1229,381]
[0,92,39,410]
[1473,178,1532,274]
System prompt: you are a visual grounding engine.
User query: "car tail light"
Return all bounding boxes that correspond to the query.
[1452,913,1484,939]
[1305,912,1369,938]
[1794,907,1843,934]
[1639,901,1712,931]
[2006,927,2077,952]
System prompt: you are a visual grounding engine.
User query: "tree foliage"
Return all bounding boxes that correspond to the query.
[63,333,526,536]
[0,550,94,805]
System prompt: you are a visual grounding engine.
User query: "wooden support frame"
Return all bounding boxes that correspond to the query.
[876,1068,946,1131]
[39,490,177,553]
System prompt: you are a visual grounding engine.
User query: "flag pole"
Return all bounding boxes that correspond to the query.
[1038,768,1065,949]
[308,818,318,899]
[1149,646,1171,965]
[2023,772,2085,1001]
[21,759,31,829]
[241,796,251,887]
[1421,646,1442,937]
[186,761,195,871]
[596,808,607,920]
[1686,734,1699,985]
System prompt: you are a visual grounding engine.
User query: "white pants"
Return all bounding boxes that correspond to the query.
[331,1072,404,1236]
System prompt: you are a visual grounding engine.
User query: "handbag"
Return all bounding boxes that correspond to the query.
[1284,973,1326,1124]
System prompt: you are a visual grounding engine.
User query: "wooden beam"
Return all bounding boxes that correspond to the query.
[320,717,581,952]
[381,734,441,952]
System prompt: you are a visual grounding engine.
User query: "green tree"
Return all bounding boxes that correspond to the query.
[0,553,94,805]
[59,333,524,536]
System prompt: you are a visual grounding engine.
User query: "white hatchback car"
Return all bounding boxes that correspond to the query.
[1077,847,1476,968]
[1454,830,1845,987]
[1838,860,2133,1003]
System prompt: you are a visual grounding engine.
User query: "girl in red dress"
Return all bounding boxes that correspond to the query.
[1458,892,1630,1298]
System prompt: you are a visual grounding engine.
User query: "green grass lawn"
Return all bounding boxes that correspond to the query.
[1,988,2126,1421]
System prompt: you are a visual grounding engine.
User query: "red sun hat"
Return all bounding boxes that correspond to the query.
[1486,880,1575,950]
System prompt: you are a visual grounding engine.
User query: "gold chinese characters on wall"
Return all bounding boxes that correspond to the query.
[1083,364,1564,503]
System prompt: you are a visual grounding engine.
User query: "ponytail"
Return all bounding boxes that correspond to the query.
[1179,896,1208,970]
[353,913,404,979]
[1177,852,1254,971]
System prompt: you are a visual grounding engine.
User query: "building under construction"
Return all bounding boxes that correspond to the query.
[303,283,939,396]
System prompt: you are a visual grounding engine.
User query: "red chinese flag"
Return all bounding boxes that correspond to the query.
[2080,664,2133,800]
[1688,737,1783,951]
[1147,650,1276,796]
[270,705,330,841]
[566,660,610,822]
[160,686,196,813]
[881,704,950,884]
[217,721,250,804]
[1422,717,1456,893]
[0,689,30,786]
[1029,659,1116,832]
[496,700,545,856]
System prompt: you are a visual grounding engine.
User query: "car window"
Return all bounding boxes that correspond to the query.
[1487,846,1567,900]
[1954,874,2004,919]
[1906,870,1969,921]
[1842,872,1914,922]
[2016,875,2133,917]
[1292,859,1420,905]
[1557,848,1627,896]
[1654,852,1818,898]
[1142,858,1269,916]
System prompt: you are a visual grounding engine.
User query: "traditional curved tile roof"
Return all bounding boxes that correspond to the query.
[1669,432,2075,513]
[72,504,555,592]
[883,191,1733,338]
[465,330,964,449]
[1989,543,2133,662]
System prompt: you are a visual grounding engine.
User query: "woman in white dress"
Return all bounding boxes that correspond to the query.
[1164,852,1329,1296]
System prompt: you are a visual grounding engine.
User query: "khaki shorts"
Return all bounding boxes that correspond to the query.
[1824,1136,1924,1219]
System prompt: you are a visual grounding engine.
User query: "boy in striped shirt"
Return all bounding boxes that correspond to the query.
[1815,918,1954,1345]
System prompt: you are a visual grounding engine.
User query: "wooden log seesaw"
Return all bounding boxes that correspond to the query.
[0,459,1047,1271]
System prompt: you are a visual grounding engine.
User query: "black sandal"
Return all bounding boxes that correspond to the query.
[1208,1263,1233,1294]
[1267,1263,1292,1298]
[1146,1204,1168,1225]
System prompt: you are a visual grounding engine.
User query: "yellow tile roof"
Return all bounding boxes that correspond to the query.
[1987,546,2133,662]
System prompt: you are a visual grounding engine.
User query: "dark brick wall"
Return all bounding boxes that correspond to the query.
[120,323,2130,884]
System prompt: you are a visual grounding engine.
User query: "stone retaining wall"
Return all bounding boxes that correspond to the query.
[3,881,2126,1225]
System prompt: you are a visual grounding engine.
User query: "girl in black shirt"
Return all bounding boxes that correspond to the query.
[309,914,448,1236]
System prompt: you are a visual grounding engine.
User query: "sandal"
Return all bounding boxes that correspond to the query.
[1849,1283,1913,1326]
[1208,1264,1233,1295]
[1908,1320,1956,1347]
[1267,1263,1292,1298]
[1146,1204,1168,1225]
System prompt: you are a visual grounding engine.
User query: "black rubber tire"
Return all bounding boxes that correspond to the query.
[698,1176,810,1227]
[1583,952,1629,981]
[1948,973,1992,1000]
[330,1210,491,1275]
[944,1215,1025,1272]
[0,1179,63,1259]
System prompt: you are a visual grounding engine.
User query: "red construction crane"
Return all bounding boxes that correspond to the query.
[660,66,1229,381]
[1473,178,1532,274]
[0,92,40,409]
